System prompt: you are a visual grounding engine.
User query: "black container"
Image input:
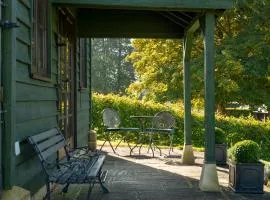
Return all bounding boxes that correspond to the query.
[215,144,227,165]
[229,162,264,193]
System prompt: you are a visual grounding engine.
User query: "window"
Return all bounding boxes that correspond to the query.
[32,0,49,80]
[79,38,88,89]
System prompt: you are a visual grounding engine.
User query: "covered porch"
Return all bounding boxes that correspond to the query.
[50,0,235,191]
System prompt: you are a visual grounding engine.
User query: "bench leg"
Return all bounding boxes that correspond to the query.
[87,182,95,200]
[62,183,69,193]
[44,182,51,200]
[98,170,109,193]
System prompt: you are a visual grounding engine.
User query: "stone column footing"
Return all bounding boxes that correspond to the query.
[199,163,220,191]
[181,144,195,165]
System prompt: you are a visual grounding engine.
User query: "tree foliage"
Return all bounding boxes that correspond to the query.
[126,0,270,112]
[126,39,182,101]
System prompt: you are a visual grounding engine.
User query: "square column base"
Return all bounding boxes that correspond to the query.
[199,163,220,191]
[181,144,195,165]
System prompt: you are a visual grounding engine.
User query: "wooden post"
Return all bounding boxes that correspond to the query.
[203,13,216,164]
[0,1,2,193]
[2,0,17,189]
[182,33,195,164]
[199,12,219,191]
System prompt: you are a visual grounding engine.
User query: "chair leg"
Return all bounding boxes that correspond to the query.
[127,142,132,150]
[147,135,155,157]
[115,139,123,150]
[108,139,117,154]
[155,145,162,156]
[148,141,155,157]
[100,140,107,151]
[130,142,139,156]
[101,134,117,154]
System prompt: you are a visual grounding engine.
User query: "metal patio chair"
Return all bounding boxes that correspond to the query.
[146,111,176,157]
[100,108,140,153]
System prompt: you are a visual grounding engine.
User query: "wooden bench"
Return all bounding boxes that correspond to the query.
[28,128,109,200]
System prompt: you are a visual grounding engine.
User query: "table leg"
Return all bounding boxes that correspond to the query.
[168,134,174,155]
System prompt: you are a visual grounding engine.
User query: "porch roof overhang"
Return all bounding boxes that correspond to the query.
[52,0,233,38]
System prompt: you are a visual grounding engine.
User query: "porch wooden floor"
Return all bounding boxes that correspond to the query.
[53,146,270,200]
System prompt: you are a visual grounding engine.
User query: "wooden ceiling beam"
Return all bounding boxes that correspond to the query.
[52,0,233,10]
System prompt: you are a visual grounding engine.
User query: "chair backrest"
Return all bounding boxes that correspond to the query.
[102,108,121,128]
[28,128,66,162]
[152,111,176,129]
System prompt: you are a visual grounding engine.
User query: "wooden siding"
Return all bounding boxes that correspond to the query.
[10,2,91,192]
[12,0,58,190]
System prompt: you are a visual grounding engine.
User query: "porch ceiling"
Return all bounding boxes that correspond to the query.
[51,0,233,10]
[52,0,233,38]
[77,9,198,38]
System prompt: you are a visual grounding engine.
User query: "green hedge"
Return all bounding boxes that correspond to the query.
[224,108,252,118]
[92,93,270,160]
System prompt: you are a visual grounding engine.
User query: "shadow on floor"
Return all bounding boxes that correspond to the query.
[52,153,270,200]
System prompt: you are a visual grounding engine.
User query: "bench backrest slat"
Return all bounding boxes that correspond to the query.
[40,139,65,159]
[37,134,64,153]
[28,128,66,160]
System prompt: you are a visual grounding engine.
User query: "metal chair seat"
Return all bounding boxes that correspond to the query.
[101,108,140,153]
[106,127,140,132]
[145,128,174,133]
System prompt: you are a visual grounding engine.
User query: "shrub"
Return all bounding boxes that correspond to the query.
[215,127,226,144]
[228,140,260,163]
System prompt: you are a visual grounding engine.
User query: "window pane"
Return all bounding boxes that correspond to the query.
[32,0,48,78]
[80,39,87,88]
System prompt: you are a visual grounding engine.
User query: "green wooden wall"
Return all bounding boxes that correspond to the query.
[13,0,58,191]
[76,40,90,146]
[6,0,90,192]
[76,38,91,147]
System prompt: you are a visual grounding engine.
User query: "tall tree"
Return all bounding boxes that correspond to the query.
[91,38,135,94]
[126,39,183,102]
